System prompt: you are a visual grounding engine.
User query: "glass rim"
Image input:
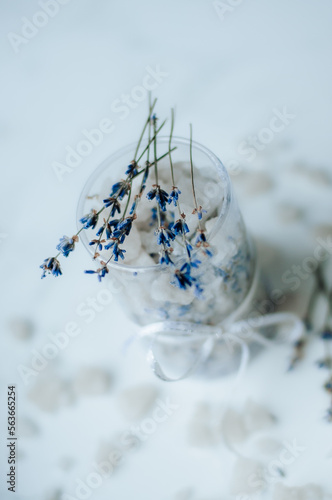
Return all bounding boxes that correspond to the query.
[77,136,232,273]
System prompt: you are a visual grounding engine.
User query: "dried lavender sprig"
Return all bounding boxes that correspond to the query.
[189,124,212,259]
[168,109,192,262]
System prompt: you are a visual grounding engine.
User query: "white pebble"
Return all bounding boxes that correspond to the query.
[117,384,159,420]
[72,367,112,396]
[220,408,248,444]
[242,400,276,433]
[308,291,330,332]
[230,457,264,495]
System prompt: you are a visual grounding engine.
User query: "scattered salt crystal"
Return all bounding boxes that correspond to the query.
[242,399,276,433]
[230,457,264,495]
[188,404,218,447]
[9,318,34,340]
[17,416,39,438]
[28,376,73,412]
[72,367,112,396]
[277,204,304,224]
[254,437,283,456]
[273,482,324,500]
[117,384,159,420]
[232,171,274,196]
[220,408,248,444]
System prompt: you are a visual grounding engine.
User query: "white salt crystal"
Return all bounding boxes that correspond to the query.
[254,437,283,456]
[17,416,39,438]
[119,225,142,262]
[230,457,264,495]
[277,204,304,224]
[243,399,276,433]
[72,366,112,396]
[28,376,73,412]
[9,318,34,340]
[131,250,156,267]
[188,403,218,447]
[117,384,159,420]
[220,408,248,444]
[273,483,324,500]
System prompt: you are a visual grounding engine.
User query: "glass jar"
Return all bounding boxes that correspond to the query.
[77,137,256,329]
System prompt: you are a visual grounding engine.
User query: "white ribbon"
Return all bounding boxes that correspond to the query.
[137,264,305,382]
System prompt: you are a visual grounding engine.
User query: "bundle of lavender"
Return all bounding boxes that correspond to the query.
[41,97,254,325]
[41,99,212,295]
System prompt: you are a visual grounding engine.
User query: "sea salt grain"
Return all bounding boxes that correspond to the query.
[273,482,324,500]
[117,384,159,420]
[72,366,112,396]
[230,457,264,496]
[242,399,276,433]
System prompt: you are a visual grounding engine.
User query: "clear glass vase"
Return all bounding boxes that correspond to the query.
[77,137,261,379]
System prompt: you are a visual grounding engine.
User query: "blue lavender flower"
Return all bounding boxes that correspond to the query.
[80,210,99,230]
[322,330,332,341]
[84,266,109,282]
[195,231,213,257]
[40,257,62,279]
[192,206,207,220]
[112,241,126,262]
[125,161,138,177]
[168,186,181,206]
[103,197,121,217]
[147,185,169,212]
[159,249,174,266]
[190,258,201,269]
[172,218,189,236]
[156,226,175,247]
[89,239,104,251]
[316,357,332,369]
[96,226,104,237]
[104,219,119,239]
[174,263,195,290]
[56,235,77,258]
[185,243,193,258]
[110,180,130,200]
[156,187,169,212]
[113,217,134,239]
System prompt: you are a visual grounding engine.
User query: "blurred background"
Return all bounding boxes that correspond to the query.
[1,1,332,499]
